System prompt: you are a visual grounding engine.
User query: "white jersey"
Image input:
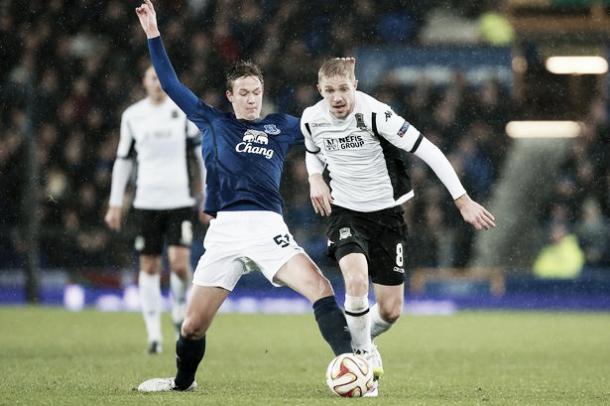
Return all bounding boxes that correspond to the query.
[117,97,200,210]
[301,91,424,212]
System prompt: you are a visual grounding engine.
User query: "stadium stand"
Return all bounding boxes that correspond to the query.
[1,0,608,285]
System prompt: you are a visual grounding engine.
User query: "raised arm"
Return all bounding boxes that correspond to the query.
[135,0,199,116]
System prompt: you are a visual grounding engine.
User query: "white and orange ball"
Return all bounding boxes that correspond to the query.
[325,353,375,397]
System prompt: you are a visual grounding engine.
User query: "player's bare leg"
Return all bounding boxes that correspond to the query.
[138,285,229,392]
[139,254,163,353]
[371,283,404,338]
[274,253,352,355]
[168,245,192,335]
[338,253,372,356]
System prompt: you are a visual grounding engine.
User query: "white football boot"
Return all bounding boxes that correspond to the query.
[137,378,197,392]
[362,343,383,397]
[363,380,379,398]
[367,342,384,380]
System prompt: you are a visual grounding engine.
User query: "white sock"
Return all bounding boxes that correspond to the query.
[170,269,191,326]
[344,295,371,354]
[139,271,162,344]
[370,303,393,339]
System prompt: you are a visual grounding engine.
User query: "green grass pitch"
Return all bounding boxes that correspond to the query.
[1,308,609,405]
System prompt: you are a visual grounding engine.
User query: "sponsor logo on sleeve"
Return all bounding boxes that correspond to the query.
[397,121,411,137]
[385,110,393,121]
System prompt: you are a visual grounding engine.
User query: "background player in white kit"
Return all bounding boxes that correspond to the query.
[105,65,204,354]
[301,58,496,395]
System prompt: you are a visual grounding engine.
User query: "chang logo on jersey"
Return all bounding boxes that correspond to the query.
[324,135,365,152]
[236,129,274,159]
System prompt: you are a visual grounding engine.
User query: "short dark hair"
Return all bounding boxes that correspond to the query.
[226,60,264,92]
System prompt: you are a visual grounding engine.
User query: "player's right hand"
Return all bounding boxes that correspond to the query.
[135,0,160,39]
[104,206,123,231]
[309,174,333,217]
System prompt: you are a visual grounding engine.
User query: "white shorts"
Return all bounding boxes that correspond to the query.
[193,211,305,291]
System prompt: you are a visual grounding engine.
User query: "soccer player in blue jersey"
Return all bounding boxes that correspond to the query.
[134,0,353,393]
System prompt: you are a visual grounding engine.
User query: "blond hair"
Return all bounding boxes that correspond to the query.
[318,57,356,82]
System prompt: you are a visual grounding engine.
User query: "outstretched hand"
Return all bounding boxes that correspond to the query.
[135,0,160,39]
[455,194,496,231]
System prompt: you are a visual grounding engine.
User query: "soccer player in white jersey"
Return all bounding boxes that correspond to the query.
[105,65,204,354]
[301,58,496,396]
[134,1,354,394]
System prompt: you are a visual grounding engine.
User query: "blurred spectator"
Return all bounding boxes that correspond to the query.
[576,199,610,267]
[478,2,514,46]
[533,223,585,279]
[1,0,605,275]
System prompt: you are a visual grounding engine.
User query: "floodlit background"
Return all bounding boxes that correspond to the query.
[1,0,609,313]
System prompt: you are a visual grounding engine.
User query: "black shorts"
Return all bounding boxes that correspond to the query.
[133,207,195,256]
[327,205,408,286]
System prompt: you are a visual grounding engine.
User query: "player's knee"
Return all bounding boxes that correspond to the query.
[380,299,403,324]
[300,272,334,302]
[343,272,368,295]
[170,261,189,278]
[180,317,207,339]
[309,273,334,300]
[140,258,160,274]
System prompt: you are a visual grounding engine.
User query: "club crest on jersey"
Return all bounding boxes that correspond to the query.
[236,129,274,159]
[355,113,367,130]
[339,227,352,240]
[263,124,281,135]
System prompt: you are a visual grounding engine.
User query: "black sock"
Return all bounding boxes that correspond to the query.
[174,335,206,390]
[313,295,353,355]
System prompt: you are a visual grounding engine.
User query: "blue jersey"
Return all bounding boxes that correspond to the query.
[148,37,303,216]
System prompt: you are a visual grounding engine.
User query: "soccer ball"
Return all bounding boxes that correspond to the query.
[325,353,374,397]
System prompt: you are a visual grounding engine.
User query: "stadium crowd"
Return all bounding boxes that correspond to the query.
[1,0,608,274]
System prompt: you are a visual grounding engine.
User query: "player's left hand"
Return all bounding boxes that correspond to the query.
[455,194,496,230]
[135,0,160,39]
